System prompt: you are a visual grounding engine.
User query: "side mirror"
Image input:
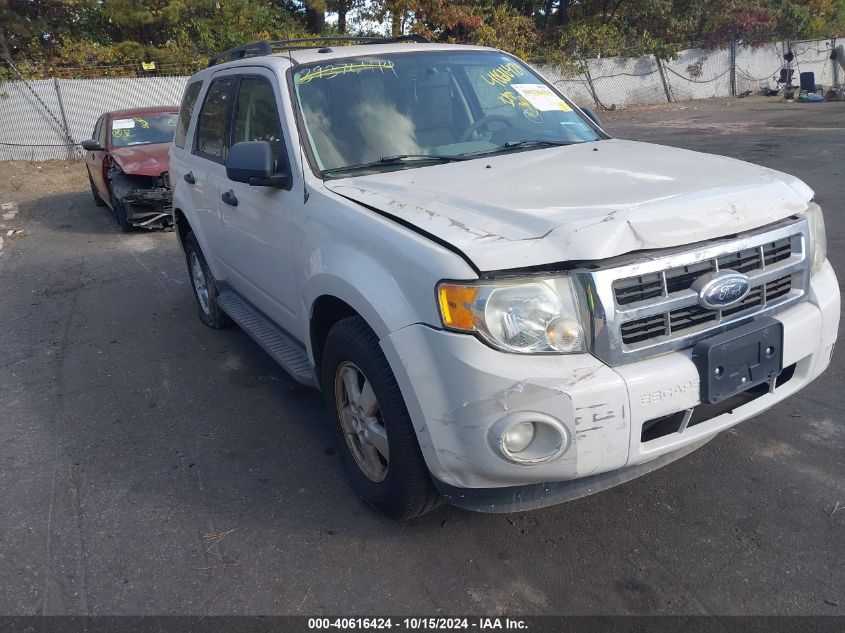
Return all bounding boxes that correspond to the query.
[226,140,289,187]
[581,106,604,129]
[81,139,103,151]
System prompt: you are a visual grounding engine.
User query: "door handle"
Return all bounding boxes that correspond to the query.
[221,189,238,207]
[183,171,196,184]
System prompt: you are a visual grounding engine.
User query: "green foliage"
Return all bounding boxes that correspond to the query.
[1,0,843,77]
[473,4,538,59]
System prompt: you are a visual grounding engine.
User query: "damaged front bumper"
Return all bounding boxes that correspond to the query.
[122,187,173,228]
[380,261,839,513]
[111,172,173,229]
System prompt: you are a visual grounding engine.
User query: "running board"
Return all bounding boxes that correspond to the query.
[217,289,316,387]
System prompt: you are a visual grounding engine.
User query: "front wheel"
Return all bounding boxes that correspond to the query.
[322,316,440,519]
[108,184,132,233]
[88,171,106,207]
[183,232,231,329]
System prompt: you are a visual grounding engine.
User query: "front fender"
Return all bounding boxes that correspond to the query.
[298,185,479,366]
[301,243,423,360]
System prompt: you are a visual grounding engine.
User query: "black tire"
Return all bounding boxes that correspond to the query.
[108,184,133,233]
[183,232,231,329]
[322,316,441,520]
[115,200,133,232]
[88,171,107,207]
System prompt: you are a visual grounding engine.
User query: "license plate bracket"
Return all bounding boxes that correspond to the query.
[693,317,783,405]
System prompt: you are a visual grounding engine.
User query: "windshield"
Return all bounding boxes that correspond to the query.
[291,51,601,176]
[110,113,178,147]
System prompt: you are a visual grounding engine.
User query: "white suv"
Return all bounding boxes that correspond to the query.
[169,37,839,519]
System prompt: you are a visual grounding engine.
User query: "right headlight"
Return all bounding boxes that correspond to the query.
[437,277,586,354]
[805,202,827,275]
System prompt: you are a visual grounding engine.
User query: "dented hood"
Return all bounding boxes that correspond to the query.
[325,139,814,272]
[110,143,171,177]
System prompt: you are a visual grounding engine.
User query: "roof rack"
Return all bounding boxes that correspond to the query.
[207,35,430,67]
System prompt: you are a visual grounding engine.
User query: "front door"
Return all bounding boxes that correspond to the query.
[217,70,299,334]
[85,115,110,203]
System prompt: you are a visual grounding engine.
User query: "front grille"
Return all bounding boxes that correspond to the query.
[612,236,793,307]
[577,217,811,365]
[620,275,792,344]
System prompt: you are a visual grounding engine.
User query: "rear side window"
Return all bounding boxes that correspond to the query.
[194,77,236,162]
[175,81,202,149]
[232,77,284,162]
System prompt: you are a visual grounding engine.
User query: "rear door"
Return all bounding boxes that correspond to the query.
[185,73,239,273]
[218,70,298,332]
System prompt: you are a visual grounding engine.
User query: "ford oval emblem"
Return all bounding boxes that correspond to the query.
[692,270,750,310]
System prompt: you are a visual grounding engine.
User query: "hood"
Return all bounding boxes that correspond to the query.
[325,139,813,272]
[110,143,171,177]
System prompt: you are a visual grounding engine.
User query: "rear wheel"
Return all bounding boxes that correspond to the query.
[322,316,440,519]
[184,232,231,329]
[88,171,106,207]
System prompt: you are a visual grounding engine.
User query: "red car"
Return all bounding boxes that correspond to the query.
[82,106,179,231]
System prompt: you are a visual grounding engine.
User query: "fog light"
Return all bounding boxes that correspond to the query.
[489,412,571,465]
[502,421,535,453]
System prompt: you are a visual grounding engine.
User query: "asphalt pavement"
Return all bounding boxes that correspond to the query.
[0,97,842,616]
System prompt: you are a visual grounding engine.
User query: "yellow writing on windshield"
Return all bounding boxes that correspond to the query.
[498,91,542,122]
[297,60,397,84]
[483,62,525,87]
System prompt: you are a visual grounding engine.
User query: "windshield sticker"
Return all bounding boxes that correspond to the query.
[511,84,572,112]
[482,62,525,87]
[112,118,136,130]
[297,60,396,84]
[498,91,542,122]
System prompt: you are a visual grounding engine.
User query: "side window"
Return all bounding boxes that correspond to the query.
[92,115,103,144]
[175,81,203,149]
[231,77,284,163]
[194,77,236,162]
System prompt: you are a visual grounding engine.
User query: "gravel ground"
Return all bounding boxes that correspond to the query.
[0,96,843,616]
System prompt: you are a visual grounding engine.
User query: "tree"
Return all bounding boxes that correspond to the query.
[304,0,326,33]
[327,0,363,33]
[3,0,845,72]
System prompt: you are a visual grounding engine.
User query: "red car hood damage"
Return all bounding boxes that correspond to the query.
[110,143,171,177]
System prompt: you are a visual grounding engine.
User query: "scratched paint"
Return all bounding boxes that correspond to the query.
[325,138,813,272]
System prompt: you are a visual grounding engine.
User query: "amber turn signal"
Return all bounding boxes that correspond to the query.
[437,284,479,331]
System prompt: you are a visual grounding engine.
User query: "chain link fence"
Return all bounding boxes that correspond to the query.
[538,37,840,109]
[0,64,189,160]
[1,37,841,161]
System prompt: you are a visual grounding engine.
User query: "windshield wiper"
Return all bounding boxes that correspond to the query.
[458,139,576,157]
[322,154,462,176]
[503,139,576,149]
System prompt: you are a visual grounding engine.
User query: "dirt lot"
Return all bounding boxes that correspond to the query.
[0,96,843,616]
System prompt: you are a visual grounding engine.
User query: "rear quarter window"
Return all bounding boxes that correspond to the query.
[175,81,203,149]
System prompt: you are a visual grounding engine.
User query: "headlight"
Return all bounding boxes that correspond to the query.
[437,277,586,354]
[805,202,827,275]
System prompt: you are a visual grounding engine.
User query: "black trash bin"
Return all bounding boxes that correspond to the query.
[800,71,816,93]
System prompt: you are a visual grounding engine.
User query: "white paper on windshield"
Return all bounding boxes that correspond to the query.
[511,84,571,112]
[112,118,136,129]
